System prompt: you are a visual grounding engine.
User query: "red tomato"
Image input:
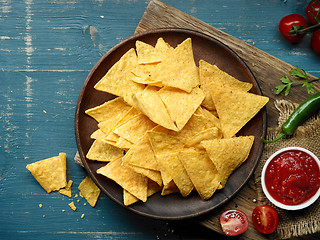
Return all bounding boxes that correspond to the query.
[220,209,249,236]
[311,29,320,54]
[306,0,320,25]
[252,205,279,234]
[279,14,308,42]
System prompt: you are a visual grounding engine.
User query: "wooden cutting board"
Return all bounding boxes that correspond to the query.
[135,1,320,239]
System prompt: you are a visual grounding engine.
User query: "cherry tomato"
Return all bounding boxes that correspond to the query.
[311,29,320,54]
[252,205,279,234]
[220,209,249,236]
[306,0,320,25]
[279,14,308,42]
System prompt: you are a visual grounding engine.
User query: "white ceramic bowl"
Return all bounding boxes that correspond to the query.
[261,147,320,210]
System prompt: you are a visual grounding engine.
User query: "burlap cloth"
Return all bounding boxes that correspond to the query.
[254,99,320,239]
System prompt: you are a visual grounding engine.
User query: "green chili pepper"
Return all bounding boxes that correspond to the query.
[261,92,320,143]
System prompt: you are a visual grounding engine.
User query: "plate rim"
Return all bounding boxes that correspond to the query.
[75,28,267,220]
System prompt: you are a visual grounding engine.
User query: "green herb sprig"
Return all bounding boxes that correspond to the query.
[275,66,320,96]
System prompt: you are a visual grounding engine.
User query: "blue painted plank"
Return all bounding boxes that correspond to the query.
[0,0,319,239]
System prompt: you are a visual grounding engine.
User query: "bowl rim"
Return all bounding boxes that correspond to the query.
[261,146,320,210]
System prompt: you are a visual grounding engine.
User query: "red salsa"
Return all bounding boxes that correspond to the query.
[265,149,320,205]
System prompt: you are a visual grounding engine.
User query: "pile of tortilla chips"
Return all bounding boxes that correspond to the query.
[86,37,269,205]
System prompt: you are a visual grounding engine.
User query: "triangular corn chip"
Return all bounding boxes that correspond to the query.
[78,176,101,207]
[94,48,145,105]
[179,148,219,200]
[86,140,124,162]
[133,86,178,131]
[26,153,67,193]
[85,97,131,123]
[149,38,199,92]
[97,157,148,202]
[158,86,205,130]
[209,83,269,138]
[199,60,253,110]
[201,136,254,188]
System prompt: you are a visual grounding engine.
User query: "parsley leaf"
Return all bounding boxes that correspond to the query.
[275,66,320,96]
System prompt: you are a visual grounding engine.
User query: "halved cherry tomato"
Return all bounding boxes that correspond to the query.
[311,29,320,54]
[279,14,308,42]
[306,0,320,25]
[252,205,279,234]
[220,209,249,236]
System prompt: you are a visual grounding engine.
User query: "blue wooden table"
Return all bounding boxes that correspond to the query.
[1,1,319,239]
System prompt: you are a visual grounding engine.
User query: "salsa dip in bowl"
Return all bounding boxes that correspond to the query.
[261,147,320,210]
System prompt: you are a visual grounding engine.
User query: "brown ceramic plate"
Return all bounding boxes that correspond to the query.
[75,28,266,220]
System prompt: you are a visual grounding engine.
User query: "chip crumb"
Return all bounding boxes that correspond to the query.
[43,110,47,114]
[39,204,43,208]
[68,202,77,211]
[252,198,257,203]
[77,199,80,203]
[252,42,255,46]
[75,194,78,198]
[62,209,65,212]
[81,213,85,219]
[84,203,87,206]
[43,215,45,218]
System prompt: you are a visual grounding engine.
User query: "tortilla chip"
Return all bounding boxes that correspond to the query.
[26,153,67,193]
[85,97,131,123]
[156,151,194,197]
[122,133,158,171]
[94,48,145,106]
[158,86,205,130]
[125,164,162,187]
[131,63,162,86]
[133,85,178,131]
[123,179,162,206]
[161,180,179,196]
[97,157,148,202]
[69,202,76,211]
[136,40,162,64]
[199,60,253,110]
[86,140,124,162]
[147,131,185,155]
[179,148,219,200]
[59,180,73,198]
[201,136,254,188]
[154,37,174,60]
[78,176,101,207]
[209,83,269,138]
[149,38,199,93]
[113,114,157,144]
[185,127,221,148]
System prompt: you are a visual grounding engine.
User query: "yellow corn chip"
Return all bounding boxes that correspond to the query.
[131,63,162,86]
[147,131,185,155]
[86,140,124,162]
[85,97,131,123]
[78,176,101,207]
[201,136,254,188]
[97,157,148,202]
[122,133,158,171]
[158,86,205,130]
[136,40,162,64]
[199,60,253,110]
[59,180,73,198]
[94,48,145,106]
[149,38,199,93]
[156,151,194,197]
[26,153,67,193]
[209,83,269,138]
[69,202,77,211]
[133,86,178,131]
[185,127,221,148]
[125,164,162,187]
[113,114,157,144]
[179,148,219,200]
